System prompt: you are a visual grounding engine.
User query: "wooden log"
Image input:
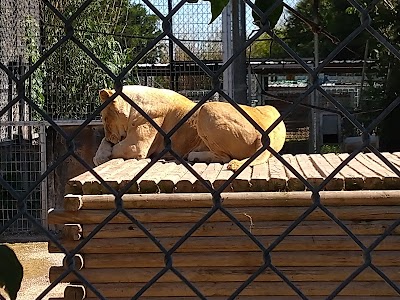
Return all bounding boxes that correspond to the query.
[64,284,85,300]
[50,266,81,284]
[355,153,399,190]
[118,158,151,193]
[79,220,400,239]
[49,265,400,284]
[82,159,128,194]
[352,155,390,190]
[232,165,252,192]
[82,158,125,194]
[65,159,124,194]
[282,154,305,191]
[84,281,399,297]
[64,193,218,211]
[268,156,287,191]
[137,161,167,193]
[158,162,189,193]
[339,153,383,189]
[64,194,82,211]
[366,153,399,172]
[213,163,234,192]
[48,205,400,225]
[48,235,400,254]
[296,154,324,189]
[383,152,400,169]
[82,251,399,268]
[62,191,400,211]
[363,153,400,188]
[250,163,269,191]
[175,163,208,192]
[193,163,224,192]
[49,267,81,285]
[62,224,82,240]
[323,153,364,190]
[139,161,177,193]
[356,153,397,180]
[62,254,84,270]
[308,154,344,190]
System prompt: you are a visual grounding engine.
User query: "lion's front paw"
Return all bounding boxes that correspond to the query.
[93,153,111,166]
[227,159,242,172]
[187,151,201,162]
[93,137,113,166]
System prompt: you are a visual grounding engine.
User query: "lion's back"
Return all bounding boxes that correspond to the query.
[122,85,195,110]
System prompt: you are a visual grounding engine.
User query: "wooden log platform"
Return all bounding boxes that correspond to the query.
[49,152,400,299]
[65,153,400,194]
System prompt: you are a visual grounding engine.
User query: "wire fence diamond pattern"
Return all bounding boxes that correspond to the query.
[1,0,400,299]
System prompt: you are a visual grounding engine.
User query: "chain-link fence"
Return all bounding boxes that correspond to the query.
[1,0,400,299]
[0,0,47,233]
[0,0,225,233]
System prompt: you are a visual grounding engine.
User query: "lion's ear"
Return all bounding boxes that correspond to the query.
[99,89,114,102]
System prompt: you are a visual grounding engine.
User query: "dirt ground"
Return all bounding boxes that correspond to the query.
[1,240,68,300]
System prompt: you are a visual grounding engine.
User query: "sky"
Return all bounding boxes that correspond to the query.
[137,0,301,41]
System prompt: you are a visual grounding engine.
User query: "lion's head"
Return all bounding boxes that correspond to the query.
[99,89,129,145]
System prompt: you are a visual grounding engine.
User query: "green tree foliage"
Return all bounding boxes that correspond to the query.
[252,0,283,30]
[40,0,161,119]
[25,16,45,115]
[283,0,366,59]
[205,0,282,29]
[206,0,284,59]
[282,0,400,150]
[249,31,286,58]
[205,0,229,23]
[357,1,400,150]
[113,3,161,62]
[0,245,23,300]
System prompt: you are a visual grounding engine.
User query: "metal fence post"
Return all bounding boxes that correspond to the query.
[309,0,320,153]
[231,0,248,104]
[222,2,233,98]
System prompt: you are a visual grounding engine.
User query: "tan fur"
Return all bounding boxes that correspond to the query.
[93,85,204,166]
[93,85,286,171]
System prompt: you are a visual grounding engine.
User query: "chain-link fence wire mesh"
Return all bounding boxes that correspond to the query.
[1,0,224,121]
[1,0,400,298]
[0,123,47,233]
[0,0,47,233]
[0,0,222,233]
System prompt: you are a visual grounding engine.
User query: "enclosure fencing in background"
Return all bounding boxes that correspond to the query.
[1,0,400,299]
[0,0,47,232]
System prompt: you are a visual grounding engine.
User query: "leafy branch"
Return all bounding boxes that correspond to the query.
[205,0,283,30]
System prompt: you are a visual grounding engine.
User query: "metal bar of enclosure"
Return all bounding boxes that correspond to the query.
[222,2,233,98]
[38,122,48,229]
[309,0,320,153]
[168,0,175,91]
[231,0,248,104]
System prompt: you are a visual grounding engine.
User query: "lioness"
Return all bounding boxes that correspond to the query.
[93,85,286,171]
